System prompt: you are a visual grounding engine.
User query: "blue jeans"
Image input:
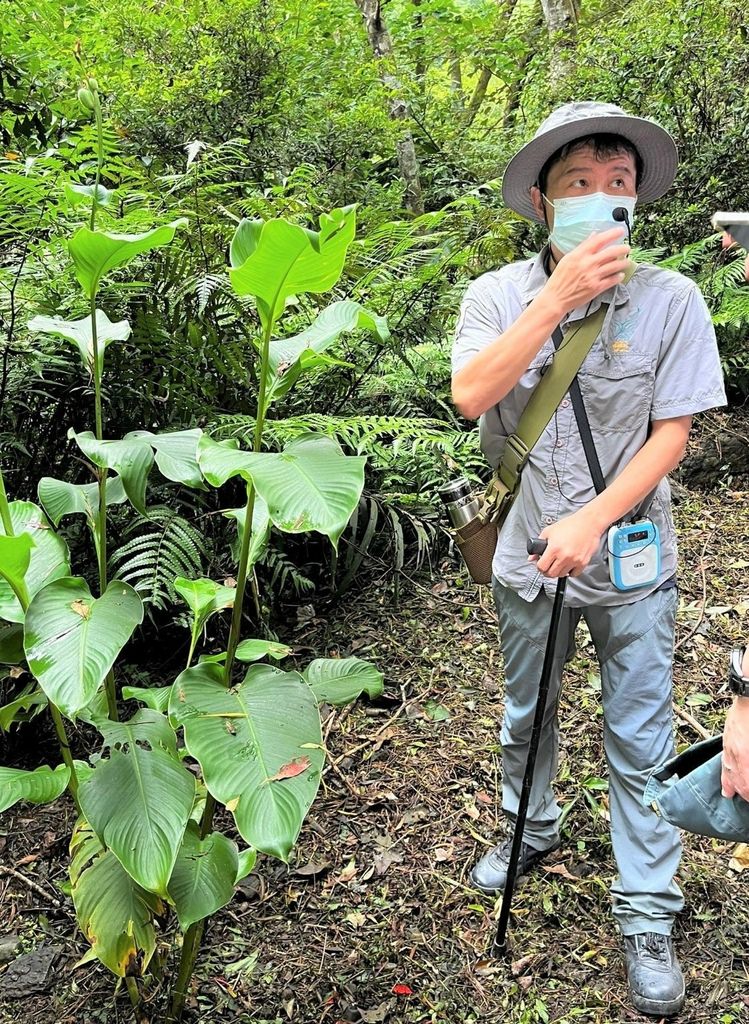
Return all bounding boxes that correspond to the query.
[492,578,683,936]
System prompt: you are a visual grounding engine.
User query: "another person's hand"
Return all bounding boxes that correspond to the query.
[529,510,602,578]
[543,228,631,316]
[722,646,749,801]
[721,231,749,283]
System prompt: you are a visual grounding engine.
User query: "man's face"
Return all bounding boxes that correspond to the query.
[530,143,638,228]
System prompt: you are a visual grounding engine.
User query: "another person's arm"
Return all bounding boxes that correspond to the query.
[722,647,749,801]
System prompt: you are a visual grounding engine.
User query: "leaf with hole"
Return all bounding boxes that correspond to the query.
[79,710,194,894]
[304,657,384,706]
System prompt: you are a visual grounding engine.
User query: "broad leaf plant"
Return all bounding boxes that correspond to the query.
[0,79,388,1021]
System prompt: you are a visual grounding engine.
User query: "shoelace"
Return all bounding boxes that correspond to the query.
[641,933,669,963]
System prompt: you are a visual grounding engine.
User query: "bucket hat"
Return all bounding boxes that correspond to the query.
[502,101,678,224]
[644,736,749,843]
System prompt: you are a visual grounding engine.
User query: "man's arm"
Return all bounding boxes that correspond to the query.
[532,415,692,578]
[452,229,630,419]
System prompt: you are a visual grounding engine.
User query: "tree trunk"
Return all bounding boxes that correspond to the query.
[355,0,425,215]
[540,0,578,88]
[464,66,493,127]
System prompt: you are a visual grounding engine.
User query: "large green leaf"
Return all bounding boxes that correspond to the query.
[69,220,187,298]
[28,310,130,376]
[229,207,356,329]
[68,429,203,514]
[70,819,162,977]
[0,763,70,814]
[79,710,195,895]
[199,434,365,548]
[224,493,271,567]
[174,577,236,662]
[167,821,239,931]
[24,577,143,719]
[126,429,204,490]
[264,300,389,410]
[235,639,292,663]
[304,658,384,706]
[0,502,70,623]
[38,475,127,528]
[64,181,112,207]
[170,662,323,861]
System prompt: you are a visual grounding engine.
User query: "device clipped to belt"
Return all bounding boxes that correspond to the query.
[607,518,661,591]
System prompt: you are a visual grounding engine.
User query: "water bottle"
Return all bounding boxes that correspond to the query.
[437,477,481,529]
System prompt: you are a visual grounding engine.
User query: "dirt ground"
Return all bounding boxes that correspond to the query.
[1,487,748,1024]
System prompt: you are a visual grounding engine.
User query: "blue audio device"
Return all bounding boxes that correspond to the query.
[607,519,661,591]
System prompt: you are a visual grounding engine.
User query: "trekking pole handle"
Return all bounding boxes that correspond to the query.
[527,538,548,556]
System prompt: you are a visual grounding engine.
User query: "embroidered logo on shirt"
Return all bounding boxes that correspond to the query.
[611,307,642,352]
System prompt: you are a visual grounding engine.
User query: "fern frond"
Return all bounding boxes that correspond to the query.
[110,506,206,610]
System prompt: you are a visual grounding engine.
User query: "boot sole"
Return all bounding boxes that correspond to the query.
[629,983,686,1017]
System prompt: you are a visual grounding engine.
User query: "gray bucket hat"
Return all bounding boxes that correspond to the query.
[644,736,749,843]
[502,101,678,224]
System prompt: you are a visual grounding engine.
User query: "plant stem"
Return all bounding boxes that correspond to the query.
[0,465,13,536]
[124,976,140,1014]
[89,92,104,232]
[50,703,79,807]
[165,919,205,1024]
[167,318,275,1024]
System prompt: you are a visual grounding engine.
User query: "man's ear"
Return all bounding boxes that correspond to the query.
[529,185,547,225]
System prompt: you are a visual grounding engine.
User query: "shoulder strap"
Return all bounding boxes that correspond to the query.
[487,261,637,508]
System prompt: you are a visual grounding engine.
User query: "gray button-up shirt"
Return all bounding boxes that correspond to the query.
[452,253,727,607]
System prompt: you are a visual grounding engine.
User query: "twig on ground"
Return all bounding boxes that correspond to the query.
[0,865,62,908]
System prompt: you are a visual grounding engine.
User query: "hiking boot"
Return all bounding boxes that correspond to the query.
[623,932,685,1017]
[470,836,560,894]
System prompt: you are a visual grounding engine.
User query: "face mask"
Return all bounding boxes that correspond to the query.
[544,192,636,255]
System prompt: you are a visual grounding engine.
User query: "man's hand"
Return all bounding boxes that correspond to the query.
[544,228,631,316]
[528,509,603,578]
[721,696,749,801]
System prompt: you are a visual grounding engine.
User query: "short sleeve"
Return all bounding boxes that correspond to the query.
[451,276,505,376]
[651,281,727,420]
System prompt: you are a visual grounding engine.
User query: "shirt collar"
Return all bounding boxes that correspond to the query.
[520,247,632,321]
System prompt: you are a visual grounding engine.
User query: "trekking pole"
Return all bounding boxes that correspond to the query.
[492,537,567,956]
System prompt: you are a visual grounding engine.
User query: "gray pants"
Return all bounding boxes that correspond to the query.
[493,578,683,936]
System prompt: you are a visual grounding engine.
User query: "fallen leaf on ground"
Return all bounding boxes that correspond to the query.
[543,863,577,881]
[294,859,330,877]
[729,843,749,872]
[345,911,366,928]
[337,859,357,883]
[434,845,455,862]
[265,756,311,783]
[359,999,394,1023]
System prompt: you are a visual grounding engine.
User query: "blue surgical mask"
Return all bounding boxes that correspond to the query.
[544,192,636,255]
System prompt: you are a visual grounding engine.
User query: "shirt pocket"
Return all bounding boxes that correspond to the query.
[578,352,655,434]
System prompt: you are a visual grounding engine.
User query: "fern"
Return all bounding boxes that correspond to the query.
[109,506,206,610]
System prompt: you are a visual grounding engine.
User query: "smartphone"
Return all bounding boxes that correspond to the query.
[712,211,749,249]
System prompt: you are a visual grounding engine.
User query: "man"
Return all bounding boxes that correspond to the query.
[451,102,727,1017]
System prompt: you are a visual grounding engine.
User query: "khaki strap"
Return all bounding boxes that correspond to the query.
[483,261,637,520]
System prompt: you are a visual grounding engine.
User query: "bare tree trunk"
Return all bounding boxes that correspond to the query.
[540,0,578,88]
[412,0,426,92]
[464,66,493,127]
[449,53,465,111]
[355,0,425,215]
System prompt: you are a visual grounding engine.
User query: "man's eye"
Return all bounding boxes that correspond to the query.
[612,178,625,188]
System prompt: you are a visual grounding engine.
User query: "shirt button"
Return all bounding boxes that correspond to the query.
[544,516,554,525]
[549,475,557,485]
[561,399,570,409]
[555,440,564,448]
